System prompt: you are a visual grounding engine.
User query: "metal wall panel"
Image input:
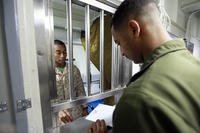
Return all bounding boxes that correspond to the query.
[0,0,15,130]
[33,0,55,131]
[2,0,28,132]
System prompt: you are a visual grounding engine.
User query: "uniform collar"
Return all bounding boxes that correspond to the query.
[141,38,186,71]
[127,38,186,85]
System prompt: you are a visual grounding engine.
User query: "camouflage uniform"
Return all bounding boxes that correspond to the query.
[54,64,86,125]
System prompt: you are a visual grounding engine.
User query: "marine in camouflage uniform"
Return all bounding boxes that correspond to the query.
[53,39,87,126]
[55,64,86,121]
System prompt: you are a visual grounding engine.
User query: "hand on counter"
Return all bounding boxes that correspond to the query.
[88,119,108,133]
[58,110,73,123]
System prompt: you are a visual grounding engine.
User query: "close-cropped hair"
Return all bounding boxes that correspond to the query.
[111,0,155,30]
[54,39,65,46]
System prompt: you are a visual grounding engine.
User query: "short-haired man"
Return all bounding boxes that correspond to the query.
[88,0,200,132]
[53,39,88,125]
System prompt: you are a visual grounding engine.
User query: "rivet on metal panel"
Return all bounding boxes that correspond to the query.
[17,98,32,112]
[0,101,8,113]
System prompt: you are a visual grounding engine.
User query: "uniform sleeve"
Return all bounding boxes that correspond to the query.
[73,65,88,116]
[73,65,86,97]
[113,92,180,133]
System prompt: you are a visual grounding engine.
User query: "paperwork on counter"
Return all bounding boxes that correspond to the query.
[85,104,115,127]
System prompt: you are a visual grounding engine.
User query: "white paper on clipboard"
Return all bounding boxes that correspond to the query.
[85,104,115,127]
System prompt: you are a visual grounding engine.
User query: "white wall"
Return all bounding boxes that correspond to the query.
[164,0,188,37]
[73,45,100,82]
[132,63,140,75]
[192,39,200,57]
[188,13,200,57]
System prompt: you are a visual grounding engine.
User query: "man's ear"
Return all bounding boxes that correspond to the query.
[128,20,140,37]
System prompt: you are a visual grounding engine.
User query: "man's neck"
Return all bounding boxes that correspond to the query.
[142,29,172,62]
[55,63,66,68]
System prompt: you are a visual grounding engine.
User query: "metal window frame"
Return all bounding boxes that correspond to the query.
[50,0,131,113]
[85,4,91,96]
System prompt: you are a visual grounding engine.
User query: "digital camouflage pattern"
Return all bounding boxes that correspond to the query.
[54,64,86,125]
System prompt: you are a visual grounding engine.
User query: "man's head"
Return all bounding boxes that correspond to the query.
[54,39,67,67]
[111,0,171,63]
[111,0,155,31]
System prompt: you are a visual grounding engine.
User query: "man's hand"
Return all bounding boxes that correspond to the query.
[82,105,89,117]
[58,110,73,123]
[88,119,108,133]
